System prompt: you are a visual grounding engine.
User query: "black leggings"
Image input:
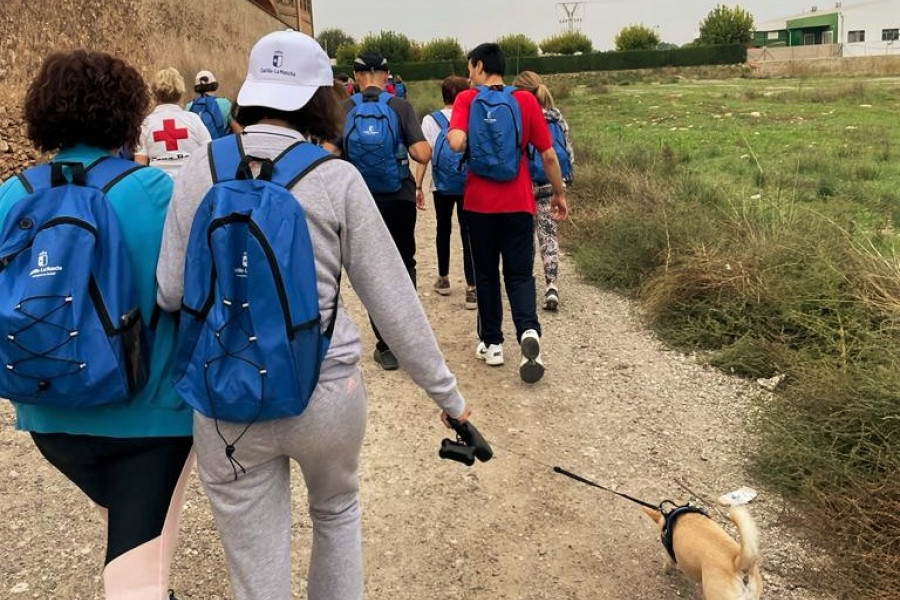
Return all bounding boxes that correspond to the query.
[31,432,193,565]
[433,192,474,285]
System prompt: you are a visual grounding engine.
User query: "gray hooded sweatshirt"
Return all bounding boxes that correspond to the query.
[155,124,466,418]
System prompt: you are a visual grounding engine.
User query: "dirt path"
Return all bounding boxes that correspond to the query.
[0,200,833,599]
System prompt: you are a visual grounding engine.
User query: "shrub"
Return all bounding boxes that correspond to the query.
[359,30,414,63]
[316,28,354,59]
[615,24,661,51]
[496,34,539,59]
[698,4,755,45]
[540,32,593,55]
[421,37,465,62]
[335,43,360,67]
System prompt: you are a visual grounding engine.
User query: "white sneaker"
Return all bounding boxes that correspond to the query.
[476,342,504,366]
[519,329,545,383]
[544,285,559,311]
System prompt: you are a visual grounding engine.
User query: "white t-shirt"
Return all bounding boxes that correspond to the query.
[136,104,212,179]
[421,107,453,193]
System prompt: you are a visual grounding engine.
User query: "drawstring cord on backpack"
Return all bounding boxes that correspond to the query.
[204,296,267,481]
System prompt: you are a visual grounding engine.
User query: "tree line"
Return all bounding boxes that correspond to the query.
[318,4,754,63]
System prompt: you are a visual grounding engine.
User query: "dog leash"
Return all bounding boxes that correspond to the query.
[489,443,710,564]
[552,466,661,511]
[490,442,662,511]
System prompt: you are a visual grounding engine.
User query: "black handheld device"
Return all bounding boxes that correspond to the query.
[439,418,493,466]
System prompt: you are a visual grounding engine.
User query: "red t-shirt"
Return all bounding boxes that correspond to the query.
[449,87,552,214]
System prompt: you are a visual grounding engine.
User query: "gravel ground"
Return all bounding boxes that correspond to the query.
[0,200,835,599]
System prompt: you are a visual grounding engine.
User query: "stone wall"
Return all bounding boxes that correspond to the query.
[0,0,289,179]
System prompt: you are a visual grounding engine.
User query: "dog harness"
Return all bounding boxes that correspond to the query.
[660,504,710,563]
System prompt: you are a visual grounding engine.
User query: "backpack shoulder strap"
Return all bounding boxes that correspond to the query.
[270,142,336,190]
[16,165,50,193]
[208,135,245,184]
[378,91,394,105]
[84,156,146,193]
[350,93,365,108]
[431,110,449,130]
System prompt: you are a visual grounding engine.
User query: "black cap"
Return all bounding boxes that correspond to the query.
[353,52,389,73]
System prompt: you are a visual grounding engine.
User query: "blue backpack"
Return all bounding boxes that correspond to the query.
[0,158,148,407]
[430,111,467,196]
[395,82,408,99]
[528,115,574,185]
[175,136,338,426]
[467,85,523,182]
[189,95,228,139]
[343,91,409,194]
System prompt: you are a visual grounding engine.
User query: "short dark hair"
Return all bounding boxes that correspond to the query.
[441,76,470,105]
[467,43,506,77]
[24,50,149,153]
[233,86,343,145]
[194,81,219,95]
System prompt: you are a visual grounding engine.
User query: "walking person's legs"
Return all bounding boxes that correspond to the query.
[194,419,293,600]
[31,434,194,600]
[499,212,545,383]
[369,199,418,369]
[534,187,560,310]
[292,371,368,600]
[465,210,505,365]
[433,192,456,294]
[455,196,477,309]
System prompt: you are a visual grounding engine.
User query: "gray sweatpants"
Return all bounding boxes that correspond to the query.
[194,369,368,600]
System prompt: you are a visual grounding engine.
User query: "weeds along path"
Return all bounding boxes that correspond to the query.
[0,198,833,599]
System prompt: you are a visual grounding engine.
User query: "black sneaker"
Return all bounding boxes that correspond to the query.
[374,347,399,371]
[168,591,179,600]
[465,285,477,310]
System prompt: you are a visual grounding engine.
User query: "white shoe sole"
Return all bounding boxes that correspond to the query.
[519,335,544,383]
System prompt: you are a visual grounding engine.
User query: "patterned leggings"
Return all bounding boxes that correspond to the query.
[534,185,558,287]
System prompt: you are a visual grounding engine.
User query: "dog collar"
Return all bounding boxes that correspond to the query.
[661,504,709,563]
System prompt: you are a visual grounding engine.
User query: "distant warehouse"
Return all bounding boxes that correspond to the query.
[753,0,899,56]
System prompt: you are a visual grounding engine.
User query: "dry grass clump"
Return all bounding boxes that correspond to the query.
[567,138,900,597]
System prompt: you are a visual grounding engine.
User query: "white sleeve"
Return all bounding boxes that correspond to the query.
[421,114,441,148]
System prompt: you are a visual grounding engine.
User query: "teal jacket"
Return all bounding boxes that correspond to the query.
[0,146,192,437]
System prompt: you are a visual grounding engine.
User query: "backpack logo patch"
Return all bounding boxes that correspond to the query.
[484,110,497,124]
[235,251,249,278]
[30,250,62,279]
[363,125,379,136]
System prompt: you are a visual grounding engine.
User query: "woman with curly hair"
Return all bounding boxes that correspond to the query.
[135,67,212,178]
[0,51,193,599]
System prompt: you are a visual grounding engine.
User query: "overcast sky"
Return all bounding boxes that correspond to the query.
[312,0,831,51]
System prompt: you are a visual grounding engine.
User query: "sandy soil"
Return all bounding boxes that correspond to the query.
[0,200,834,599]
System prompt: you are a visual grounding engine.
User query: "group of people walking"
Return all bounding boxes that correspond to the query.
[0,27,571,600]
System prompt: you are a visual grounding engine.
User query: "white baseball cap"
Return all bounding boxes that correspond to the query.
[195,70,217,86]
[237,30,333,112]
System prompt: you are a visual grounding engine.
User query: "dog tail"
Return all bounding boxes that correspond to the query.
[728,505,760,574]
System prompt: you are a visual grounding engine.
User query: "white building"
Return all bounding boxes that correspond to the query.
[753,0,900,57]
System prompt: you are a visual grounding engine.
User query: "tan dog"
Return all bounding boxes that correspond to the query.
[642,498,763,600]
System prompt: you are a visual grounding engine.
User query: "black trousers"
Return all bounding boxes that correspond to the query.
[370,199,417,351]
[433,192,474,286]
[31,432,193,565]
[463,210,541,346]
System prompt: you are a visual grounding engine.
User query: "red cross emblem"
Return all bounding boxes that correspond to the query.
[153,118,189,151]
